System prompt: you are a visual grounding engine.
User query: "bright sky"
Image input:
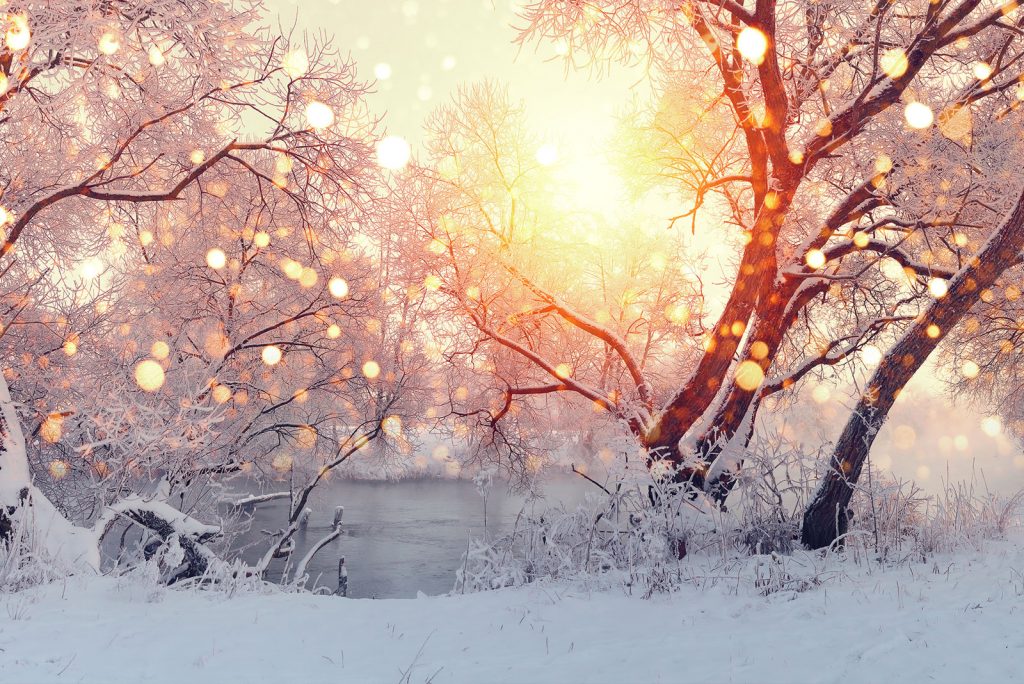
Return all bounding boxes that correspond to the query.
[265,0,1024,493]
[265,0,667,226]
[269,1,639,142]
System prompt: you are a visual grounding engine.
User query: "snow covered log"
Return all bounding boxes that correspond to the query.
[94,496,222,583]
[228,492,290,508]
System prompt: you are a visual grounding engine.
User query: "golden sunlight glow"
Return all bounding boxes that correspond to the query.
[283,48,310,78]
[329,276,350,298]
[48,459,69,479]
[736,27,768,65]
[926,324,941,338]
[805,248,827,269]
[299,267,318,288]
[327,323,342,339]
[134,360,165,392]
[148,45,165,66]
[880,49,909,79]
[555,363,572,379]
[962,359,980,378]
[928,278,948,298]
[734,360,765,391]
[151,341,170,360]
[80,257,104,280]
[254,231,271,248]
[206,248,227,269]
[41,415,64,444]
[981,415,1002,437]
[305,101,335,130]
[382,415,403,437]
[862,345,882,366]
[904,102,934,129]
[362,360,381,379]
[282,258,304,280]
[212,384,232,404]
[5,14,30,51]
[973,61,993,80]
[262,345,283,366]
[98,31,121,55]
[666,304,690,326]
[536,143,559,166]
[551,139,632,224]
[376,136,411,170]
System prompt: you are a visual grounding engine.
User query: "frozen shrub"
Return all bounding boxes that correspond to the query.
[454,470,714,596]
[848,463,1024,561]
[0,512,66,593]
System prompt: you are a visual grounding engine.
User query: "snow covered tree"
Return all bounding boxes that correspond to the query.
[417,0,1024,544]
[400,82,707,480]
[803,180,1024,547]
[0,0,390,572]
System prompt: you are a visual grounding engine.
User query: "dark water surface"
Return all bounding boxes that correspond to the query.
[231,478,587,598]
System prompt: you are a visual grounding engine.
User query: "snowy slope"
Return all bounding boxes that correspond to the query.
[3,539,1024,683]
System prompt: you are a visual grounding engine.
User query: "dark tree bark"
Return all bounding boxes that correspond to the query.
[802,183,1024,549]
[644,191,796,481]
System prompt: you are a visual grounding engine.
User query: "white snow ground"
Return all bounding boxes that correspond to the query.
[3,538,1024,684]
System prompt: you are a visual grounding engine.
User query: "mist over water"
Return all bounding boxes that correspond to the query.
[775,371,1024,496]
[232,477,589,598]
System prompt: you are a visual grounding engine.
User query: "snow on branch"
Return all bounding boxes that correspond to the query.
[228,492,291,508]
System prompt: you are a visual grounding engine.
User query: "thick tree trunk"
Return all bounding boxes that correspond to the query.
[696,179,880,500]
[802,184,1024,549]
[2,373,220,577]
[0,373,99,569]
[646,195,793,471]
[695,287,798,500]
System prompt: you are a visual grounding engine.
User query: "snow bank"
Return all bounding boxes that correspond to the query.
[4,537,1024,683]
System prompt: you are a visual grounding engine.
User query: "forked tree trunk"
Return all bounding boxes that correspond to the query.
[645,192,796,483]
[802,183,1024,549]
[693,285,804,500]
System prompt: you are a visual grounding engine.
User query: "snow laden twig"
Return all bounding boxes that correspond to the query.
[256,423,383,575]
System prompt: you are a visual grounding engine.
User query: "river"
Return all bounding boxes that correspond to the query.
[229,477,588,598]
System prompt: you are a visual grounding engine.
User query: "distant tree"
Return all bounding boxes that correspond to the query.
[400,82,707,481]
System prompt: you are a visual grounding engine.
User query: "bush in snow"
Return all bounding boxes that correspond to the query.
[845,463,1024,562]
[455,466,715,597]
[456,431,1024,597]
[0,511,65,593]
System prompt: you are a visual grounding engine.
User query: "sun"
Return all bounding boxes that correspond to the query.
[535,116,631,243]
